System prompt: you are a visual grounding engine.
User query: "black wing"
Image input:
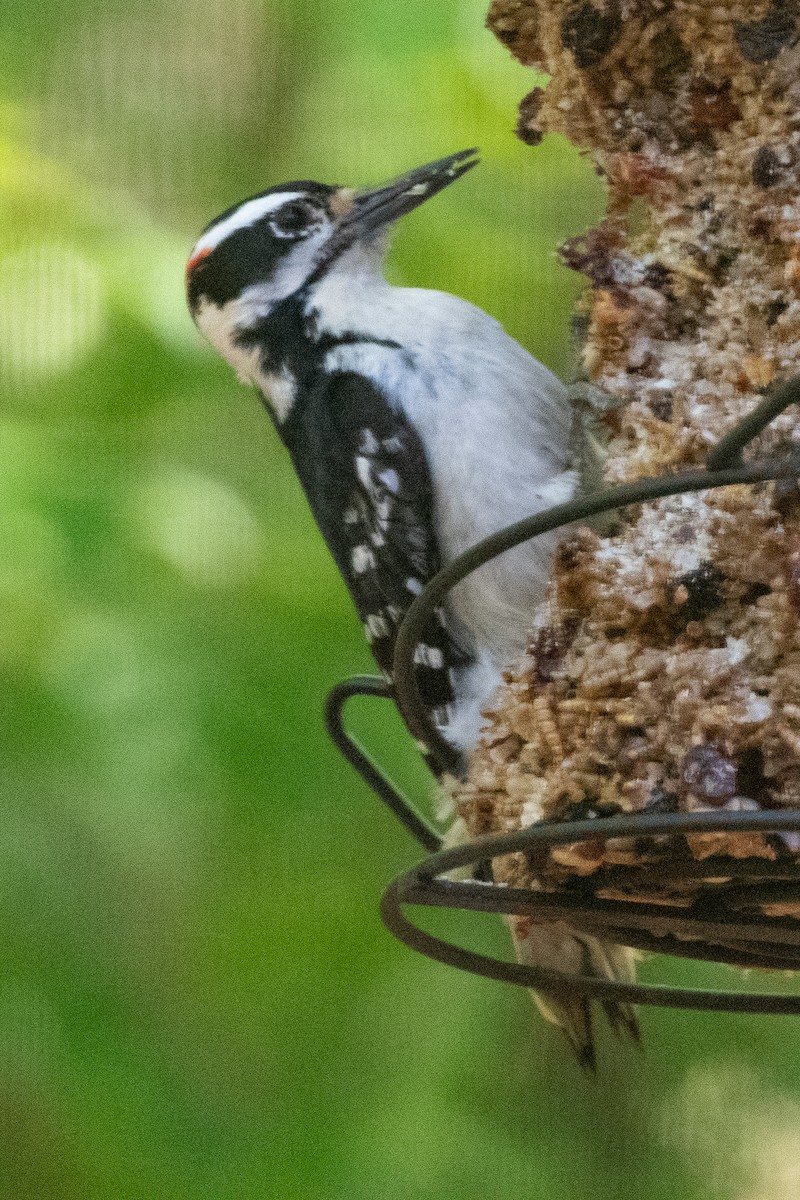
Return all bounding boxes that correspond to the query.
[284,369,470,728]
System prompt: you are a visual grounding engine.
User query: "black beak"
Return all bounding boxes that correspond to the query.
[324,149,479,263]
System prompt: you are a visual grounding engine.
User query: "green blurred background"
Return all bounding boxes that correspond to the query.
[3,1,800,1196]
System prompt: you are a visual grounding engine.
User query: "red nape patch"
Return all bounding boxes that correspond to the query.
[185,246,211,281]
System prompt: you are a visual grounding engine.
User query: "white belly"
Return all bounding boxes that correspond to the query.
[316,282,576,749]
[323,294,575,661]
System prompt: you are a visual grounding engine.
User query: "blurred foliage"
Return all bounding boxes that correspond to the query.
[2,1,799,1197]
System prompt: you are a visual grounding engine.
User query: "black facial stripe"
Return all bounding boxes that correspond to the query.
[233,292,309,386]
[316,331,402,353]
[187,221,279,309]
[187,182,339,311]
[233,288,404,412]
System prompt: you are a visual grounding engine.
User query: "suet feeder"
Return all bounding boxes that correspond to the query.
[331,0,800,1018]
[328,385,800,1016]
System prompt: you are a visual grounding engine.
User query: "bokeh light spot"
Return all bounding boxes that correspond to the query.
[133,468,265,588]
[0,244,104,389]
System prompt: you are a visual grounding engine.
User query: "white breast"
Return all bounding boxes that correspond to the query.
[316,279,576,667]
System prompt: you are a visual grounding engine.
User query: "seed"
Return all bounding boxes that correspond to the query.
[681,744,738,804]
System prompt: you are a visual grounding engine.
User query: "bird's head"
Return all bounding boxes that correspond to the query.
[186,149,479,389]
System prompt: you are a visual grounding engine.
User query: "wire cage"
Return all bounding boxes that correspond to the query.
[326,377,800,1016]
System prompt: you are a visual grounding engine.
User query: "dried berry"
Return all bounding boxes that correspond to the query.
[669,562,725,620]
[574,837,607,862]
[556,539,581,573]
[649,392,674,422]
[737,747,769,804]
[749,214,773,239]
[530,618,579,683]
[516,88,545,147]
[735,6,797,62]
[742,581,771,602]
[561,2,622,68]
[472,859,494,883]
[711,250,739,285]
[492,25,516,48]
[690,79,741,134]
[681,744,738,804]
[594,798,623,816]
[611,154,672,203]
[560,227,621,287]
[643,261,672,291]
[773,476,800,517]
[753,145,783,188]
[561,798,600,821]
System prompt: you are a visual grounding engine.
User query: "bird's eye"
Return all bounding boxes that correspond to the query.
[269,200,320,239]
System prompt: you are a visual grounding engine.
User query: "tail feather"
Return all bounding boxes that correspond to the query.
[509,917,640,1067]
[530,979,598,1072]
[439,813,639,1065]
[587,937,642,1047]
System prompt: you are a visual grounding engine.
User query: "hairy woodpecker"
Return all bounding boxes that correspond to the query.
[186,149,638,1066]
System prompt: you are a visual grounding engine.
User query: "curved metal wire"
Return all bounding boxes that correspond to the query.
[706,374,800,470]
[392,453,800,768]
[381,810,800,1014]
[324,676,441,852]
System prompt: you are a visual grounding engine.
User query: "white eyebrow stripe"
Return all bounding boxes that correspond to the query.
[192,192,303,256]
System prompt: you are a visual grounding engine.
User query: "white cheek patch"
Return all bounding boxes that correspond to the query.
[195,297,263,383]
[191,192,304,257]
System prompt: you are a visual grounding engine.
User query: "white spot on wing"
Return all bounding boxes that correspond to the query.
[414,644,444,668]
[351,545,376,574]
[378,467,400,493]
[355,456,372,490]
[358,429,379,454]
[366,614,391,640]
